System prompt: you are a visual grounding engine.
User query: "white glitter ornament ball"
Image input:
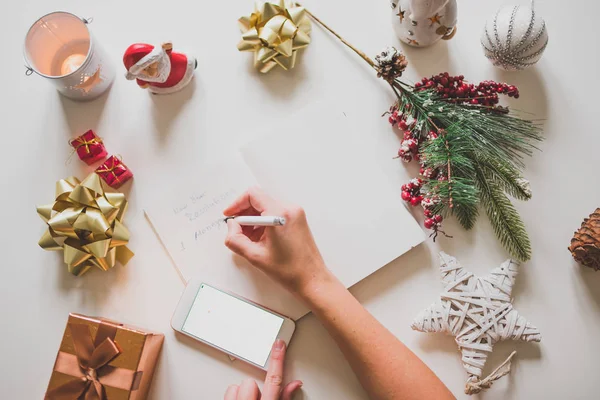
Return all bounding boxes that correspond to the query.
[481,4,548,71]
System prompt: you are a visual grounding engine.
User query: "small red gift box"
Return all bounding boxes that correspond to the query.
[96,156,133,189]
[70,130,107,165]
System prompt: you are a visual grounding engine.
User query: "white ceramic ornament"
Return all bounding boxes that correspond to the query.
[412,253,541,395]
[390,0,458,47]
[481,3,549,70]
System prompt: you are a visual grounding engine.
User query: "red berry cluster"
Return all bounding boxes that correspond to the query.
[414,72,520,107]
[401,178,424,206]
[388,106,421,162]
[401,178,444,233]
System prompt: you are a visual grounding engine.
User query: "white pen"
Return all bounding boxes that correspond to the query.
[223,216,286,226]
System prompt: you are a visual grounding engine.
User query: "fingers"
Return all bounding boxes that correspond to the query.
[225,220,260,261]
[242,226,265,242]
[262,340,286,400]
[281,380,303,400]
[223,187,275,216]
[224,384,239,400]
[238,378,260,399]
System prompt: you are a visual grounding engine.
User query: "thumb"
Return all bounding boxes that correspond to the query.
[280,380,303,400]
[225,219,259,261]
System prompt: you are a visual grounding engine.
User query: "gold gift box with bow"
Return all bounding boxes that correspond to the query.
[237,0,311,73]
[37,173,134,277]
[45,314,164,400]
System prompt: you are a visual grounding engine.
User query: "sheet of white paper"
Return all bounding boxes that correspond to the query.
[144,155,305,318]
[241,111,425,292]
[145,111,425,320]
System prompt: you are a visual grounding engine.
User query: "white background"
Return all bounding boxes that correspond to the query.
[1,0,599,399]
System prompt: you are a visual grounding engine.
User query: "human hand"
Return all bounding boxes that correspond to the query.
[224,340,302,400]
[223,187,330,296]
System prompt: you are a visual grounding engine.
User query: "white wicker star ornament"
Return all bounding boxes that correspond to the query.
[411,253,541,395]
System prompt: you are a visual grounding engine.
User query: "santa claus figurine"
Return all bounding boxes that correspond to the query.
[123,42,197,94]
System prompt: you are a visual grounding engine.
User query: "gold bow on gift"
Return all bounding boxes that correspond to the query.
[37,173,134,277]
[237,0,311,73]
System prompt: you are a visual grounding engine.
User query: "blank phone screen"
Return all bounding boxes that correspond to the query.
[182,284,284,367]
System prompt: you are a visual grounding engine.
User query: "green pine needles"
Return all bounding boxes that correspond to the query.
[392,81,542,261]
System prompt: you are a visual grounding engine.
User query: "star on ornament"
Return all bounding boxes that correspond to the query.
[411,253,541,394]
[396,9,405,22]
[407,38,419,46]
[428,13,443,26]
[73,68,103,94]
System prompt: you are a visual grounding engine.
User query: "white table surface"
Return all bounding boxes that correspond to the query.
[2,0,599,398]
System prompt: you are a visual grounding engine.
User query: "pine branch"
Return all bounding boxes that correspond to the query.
[401,88,542,168]
[296,12,542,258]
[423,177,479,230]
[474,164,532,261]
[453,200,480,230]
[476,155,532,201]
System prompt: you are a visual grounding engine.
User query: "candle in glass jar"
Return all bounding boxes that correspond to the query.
[60,54,87,75]
[23,12,115,100]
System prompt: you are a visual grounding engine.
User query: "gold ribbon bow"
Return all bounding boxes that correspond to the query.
[37,173,134,277]
[237,0,311,73]
[46,322,138,400]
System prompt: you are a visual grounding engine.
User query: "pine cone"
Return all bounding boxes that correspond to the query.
[374,47,408,82]
[569,208,600,271]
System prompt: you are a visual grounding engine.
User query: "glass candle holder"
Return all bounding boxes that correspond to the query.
[23,12,114,101]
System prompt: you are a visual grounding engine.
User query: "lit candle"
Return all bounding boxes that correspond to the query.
[61,53,87,75]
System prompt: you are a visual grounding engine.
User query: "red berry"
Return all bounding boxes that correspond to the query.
[410,196,422,206]
[470,99,479,105]
[398,120,408,130]
[407,139,418,151]
[434,215,443,223]
[424,209,433,218]
[424,218,435,229]
[388,116,395,124]
[401,191,411,201]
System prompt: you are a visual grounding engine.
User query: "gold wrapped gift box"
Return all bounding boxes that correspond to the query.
[45,314,164,400]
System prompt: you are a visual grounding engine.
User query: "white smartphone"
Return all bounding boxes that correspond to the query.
[171,280,296,370]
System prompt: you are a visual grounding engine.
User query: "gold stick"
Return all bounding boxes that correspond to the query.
[297,4,376,68]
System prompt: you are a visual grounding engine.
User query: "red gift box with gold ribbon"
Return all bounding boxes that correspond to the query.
[70,130,107,165]
[96,156,133,189]
[45,314,163,400]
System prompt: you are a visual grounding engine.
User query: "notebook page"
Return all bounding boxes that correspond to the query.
[241,111,425,289]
